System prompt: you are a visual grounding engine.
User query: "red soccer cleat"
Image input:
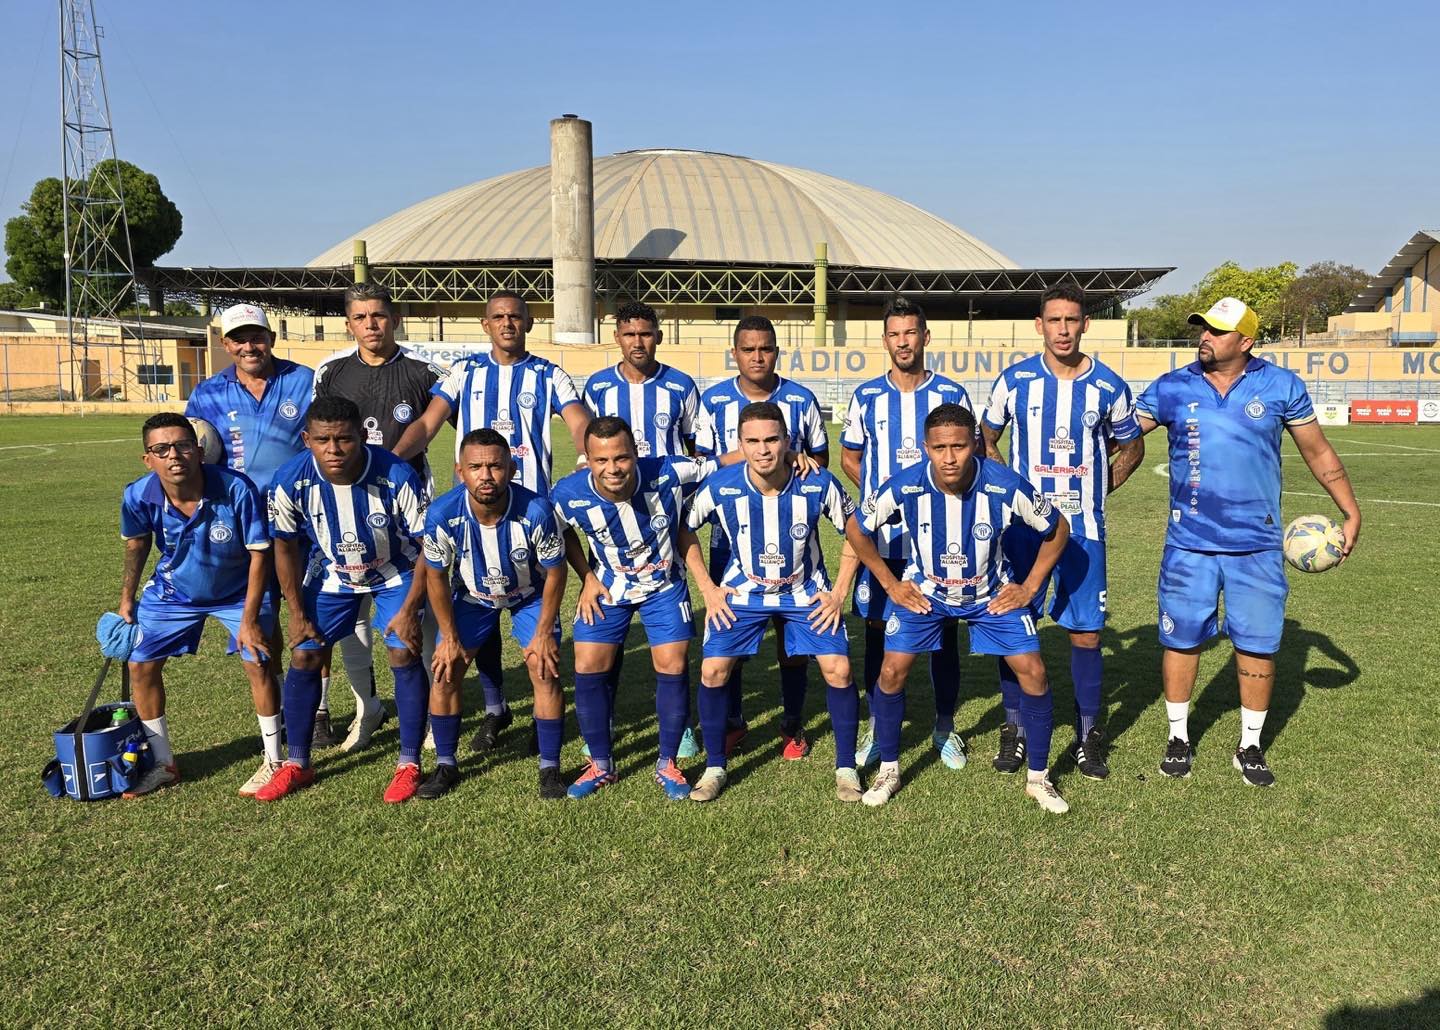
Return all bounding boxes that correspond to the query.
[383,762,422,804]
[255,761,315,802]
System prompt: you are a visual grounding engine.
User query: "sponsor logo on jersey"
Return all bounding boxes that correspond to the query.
[279,401,300,420]
[860,387,882,397]
[494,410,515,434]
[895,437,923,463]
[789,523,809,540]
[423,538,446,562]
[758,544,785,566]
[937,384,957,393]
[973,522,994,541]
[940,543,968,569]
[636,440,652,457]
[984,484,1007,495]
[338,531,367,554]
[719,487,742,497]
[800,484,822,494]
[1245,398,1266,419]
[367,512,390,529]
[900,484,924,495]
[536,534,562,561]
[664,382,689,394]
[364,416,384,445]
[1014,371,1036,380]
[1046,490,1081,515]
[482,566,511,591]
[566,499,589,509]
[1031,492,1054,518]
[1049,426,1076,453]
[861,494,878,516]
[394,403,414,423]
[208,523,234,543]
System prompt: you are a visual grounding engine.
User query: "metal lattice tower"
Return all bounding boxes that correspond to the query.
[59,0,148,399]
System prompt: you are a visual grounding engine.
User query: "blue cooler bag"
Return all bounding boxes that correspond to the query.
[42,659,152,801]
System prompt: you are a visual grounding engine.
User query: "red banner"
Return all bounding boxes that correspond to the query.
[1349,399,1419,424]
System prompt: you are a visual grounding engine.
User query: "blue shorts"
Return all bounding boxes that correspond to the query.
[1003,525,1108,632]
[571,579,695,647]
[882,597,1039,657]
[132,588,276,664]
[702,604,848,659]
[1158,547,1287,654]
[442,593,561,652]
[852,556,907,621]
[297,579,419,652]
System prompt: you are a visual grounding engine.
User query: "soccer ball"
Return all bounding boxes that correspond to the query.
[187,417,224,464]
[1283,514,1345,573]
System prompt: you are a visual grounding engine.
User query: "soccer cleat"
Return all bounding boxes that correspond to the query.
[122,762,180,799]
[992,723,1026,774]
[416,763,461,800]
[383,763,423,804]
[255,761,314,802]
[567,760,618,799]
[1160,737,1195,779]
[934,730,968,770]
[311,711,337,749]
[723,721,749,758]
[654,759,692,801]
[538,766,566,800]
[862,765,900,807]
[238,758,283,797]
[1233,745,1275,787]
[1071,727,1110,780]
[340,702,388,753]
[781,724,811,761]
[676,726,700,760]
[690,767,728,803]
[1024,775,1070,814]
[469,709,513,755]
[855,728,880,769]
[834,767,863,803]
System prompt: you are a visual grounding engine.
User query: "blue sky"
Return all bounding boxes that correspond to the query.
[2,0,1436,295]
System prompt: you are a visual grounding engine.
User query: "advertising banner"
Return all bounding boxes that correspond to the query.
[1417,399,1440,423]
[1349,400,1418,424]
[1316,403,1349,426]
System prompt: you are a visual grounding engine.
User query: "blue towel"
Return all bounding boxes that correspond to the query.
[96,613,138,660]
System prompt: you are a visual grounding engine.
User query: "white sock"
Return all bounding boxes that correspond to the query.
[1239,706,1267,749]
[142,716,173,766]
[1165,700,1190,742]
[1027,768,1047,784]
[258,714,283,762]
[879,759,899,776]
[338,629,378,712]
[317,677,330,716]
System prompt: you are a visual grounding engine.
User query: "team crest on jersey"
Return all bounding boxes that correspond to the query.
[518,392,537,409]
[393,403,414,423]
[279,401,300,420]
[1082,410,1100,429]
[510,545,530,563]
[208,523,234,543]
[1161,612,1176,635]
[654,413,672,429]
[790,523,809,540]
[896,437,922,463]
[885,614,900,636]
[650,514,670,531]
[973,522,994,541]
[367,512,390,529]
[856,582,871,603]
[1245,398,1266,419]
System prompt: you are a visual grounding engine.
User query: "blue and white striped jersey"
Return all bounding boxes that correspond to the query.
[423,482,565,610]
[550,455,713,603]
[685,464,855,609]
[431,350,583,494]
[185,359,314,495]
[695,376,829,459]
[581,363,699,457]
[982,354,1140,541]
[269,445,427,593]
[860,459,1060,608]
[841,371,973,559]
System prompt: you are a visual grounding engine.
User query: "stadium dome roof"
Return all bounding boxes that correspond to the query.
[309,149,1017,271]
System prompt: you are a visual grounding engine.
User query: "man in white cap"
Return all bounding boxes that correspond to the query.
[1134,297,1360,786]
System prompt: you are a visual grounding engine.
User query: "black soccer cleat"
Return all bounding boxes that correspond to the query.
[1233,745,1275,787]
[469,708,513,755]
[1071,727,1110,780]
[416,763,461,800]
[992,722,1026,774]
[1159,736,1194,778]
[311,710,338,749]
[538,766,566,800]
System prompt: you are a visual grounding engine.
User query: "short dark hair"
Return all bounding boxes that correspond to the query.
[486,290,528,316]
[882,295,927,334]
[343,281,395,316]
[732,314,776,347]
[584,415,636,448]
[459,428,510,454]
[141,411,196,445]
[924,403,976,435]
[1039,283,1085,313]
[615,301,659,329]
[305,395,359,428]
[737,401,787,435]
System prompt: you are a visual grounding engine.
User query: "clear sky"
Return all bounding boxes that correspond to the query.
[2,0,1436,295]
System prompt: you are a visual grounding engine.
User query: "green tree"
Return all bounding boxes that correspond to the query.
[3,160,182,308]
[1285,261,1371,336]
[0,280,45,310]
[1192,260,1298,338]
[1129,292,1198,342]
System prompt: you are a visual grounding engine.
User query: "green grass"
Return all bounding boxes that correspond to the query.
[2,414,1438,1028]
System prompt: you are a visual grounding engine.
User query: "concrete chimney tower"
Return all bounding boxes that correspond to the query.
[550,114,595,344]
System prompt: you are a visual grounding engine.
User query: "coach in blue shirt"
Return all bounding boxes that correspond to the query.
[1135,297,1360,787]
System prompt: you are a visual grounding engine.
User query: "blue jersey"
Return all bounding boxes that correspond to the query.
[582,363,699,458]
[860,459,1060,608]
[1135,357,1316,554]
[269,445,427,593]
[431,350,582,494]
[423,482,565,611]
[185,359,314,494]
[685,464,855,609]
[551,455,712,603]
[842,371,973,559]
[982,354,1140,541]
[695,376,829,459]
[120,465,269,607]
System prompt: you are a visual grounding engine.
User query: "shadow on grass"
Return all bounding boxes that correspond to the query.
[1325,987,1440,1029]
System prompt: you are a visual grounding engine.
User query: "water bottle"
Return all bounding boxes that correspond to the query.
[121,739,143,772]
[111,706,130,727]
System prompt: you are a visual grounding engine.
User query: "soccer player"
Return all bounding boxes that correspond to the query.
[981,284,1146,779]
[1135,297,1360,786]
[116,413,282,798]
[425,429,569,799]
[582,300,699,458]
[261,397,431,803]
[694,315,830,757]
[842,296,974,771]
[858,404,1071,813]
[394,290,589,752]
[550,416,711,801]
[313,282,445,752]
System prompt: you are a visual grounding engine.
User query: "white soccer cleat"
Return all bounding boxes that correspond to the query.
[1024,775,1070,815]
[862,765,900,807]
[834,767,863,803]
[689,767,728,803]
[238,758,283,797]
[341,701,388,753]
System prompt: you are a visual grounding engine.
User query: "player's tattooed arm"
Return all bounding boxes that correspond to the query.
[119,536,151,622]
[1108,436,1146,493]
[1289,421,1361,556]
[980,423,1004,463]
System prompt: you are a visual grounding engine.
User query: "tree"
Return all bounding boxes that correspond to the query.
[0,280,45,310]
[3,160,182,308]
[1285,261,1371,337]
[1130,292,1198,342]
[1192,260,1298,339]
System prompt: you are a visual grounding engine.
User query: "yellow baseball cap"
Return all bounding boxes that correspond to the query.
[1188,297,1259,339]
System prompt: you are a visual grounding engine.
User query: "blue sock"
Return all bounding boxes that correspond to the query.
[430,712,460,766]
[725,662,744,723]
[780,661,807,729]
[864,624,884,712]
[1019,689,1054,773]
[827,684,859,769]
[1071,645,1103,738]
[283,666,322,766]
[606,649,625,709]
[574,671,613,769]
[698,684,730,770]
[535,716,563,769]
[874,688,905,763]
[930,625,960,734]
[655,672,688,763]
[997,657,1025,737]
[392,660,428,766]
[475,631,506,715]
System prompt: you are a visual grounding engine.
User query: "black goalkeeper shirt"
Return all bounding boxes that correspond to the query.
[313,347,444,485]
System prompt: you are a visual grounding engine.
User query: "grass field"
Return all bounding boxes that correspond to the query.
[3,413,1438,1028]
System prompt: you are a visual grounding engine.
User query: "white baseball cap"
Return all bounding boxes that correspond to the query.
[220,303,271,337]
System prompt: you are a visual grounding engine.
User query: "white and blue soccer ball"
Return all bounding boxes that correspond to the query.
[1283,514,1345,573]
[187,417,225,464]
